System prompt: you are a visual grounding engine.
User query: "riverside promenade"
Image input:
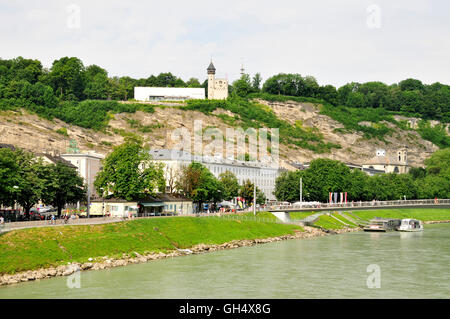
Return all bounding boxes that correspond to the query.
[1,199,449,233]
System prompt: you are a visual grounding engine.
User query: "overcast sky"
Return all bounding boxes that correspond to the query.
[1,0,449,87]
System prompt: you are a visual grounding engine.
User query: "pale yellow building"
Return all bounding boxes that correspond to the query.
[362,148,409,174]
[207,61,228,100]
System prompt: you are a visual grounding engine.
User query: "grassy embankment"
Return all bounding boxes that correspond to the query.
[246,209,450,230]
[0,217,302,274]
[351,208,450,222]
[313,208,450,229]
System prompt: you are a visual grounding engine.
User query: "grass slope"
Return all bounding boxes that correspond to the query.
[0,217,301,274]
[351,208,450,222]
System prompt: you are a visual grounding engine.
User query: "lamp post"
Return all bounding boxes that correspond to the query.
[253,182,256,216]
[12,186,19,210]
[300,177,303,208]
[86,159,90,219]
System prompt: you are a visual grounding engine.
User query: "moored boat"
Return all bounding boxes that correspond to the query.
[398,219,424,232]
[363,218,401,232]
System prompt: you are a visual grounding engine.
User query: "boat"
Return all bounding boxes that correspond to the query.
[363,218,401,232]
[397,219,424,232]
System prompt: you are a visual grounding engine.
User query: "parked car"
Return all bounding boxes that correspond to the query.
[39,206,56,213]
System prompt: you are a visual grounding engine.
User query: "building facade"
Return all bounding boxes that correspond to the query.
[61,153,104,197]
[149,149,279,201]
[134,87,205,102]
[362,148,409,174]
[90,194,193,217]
[207,61,228,100]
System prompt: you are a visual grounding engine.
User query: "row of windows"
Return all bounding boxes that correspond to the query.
[207,164,276,178]
[164,204,192,212]
[238,178,274,187]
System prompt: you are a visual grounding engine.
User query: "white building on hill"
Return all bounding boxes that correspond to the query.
[134,87,205,102]
[207,61,228,100]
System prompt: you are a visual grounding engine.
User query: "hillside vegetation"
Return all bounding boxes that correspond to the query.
[0,56,448,164]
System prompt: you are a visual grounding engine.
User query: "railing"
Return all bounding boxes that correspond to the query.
[266,198,450,211]
[196,213,306,225]
[1,199,448,232]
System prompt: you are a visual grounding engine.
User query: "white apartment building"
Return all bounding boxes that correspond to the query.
[61,153,104,197]
[149,149,279,201]
[134,87,205,102]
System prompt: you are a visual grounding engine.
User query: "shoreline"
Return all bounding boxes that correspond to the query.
[2,220,449,287]
[0,226,360,287]
[423,220,450,224]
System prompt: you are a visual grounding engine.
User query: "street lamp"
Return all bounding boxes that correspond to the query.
[299,177,303,208]
[12,186,19,210]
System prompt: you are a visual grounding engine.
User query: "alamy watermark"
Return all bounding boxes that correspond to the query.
[366,264,381,288]
[66,4,81,29]
[169,120,279,167]
[66,266,81,289]
[366,4,381,29]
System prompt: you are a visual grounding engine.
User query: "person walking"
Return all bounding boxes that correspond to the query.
[51,214,55,225]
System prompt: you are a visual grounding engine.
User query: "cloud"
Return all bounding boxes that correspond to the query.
[0,0,449,87]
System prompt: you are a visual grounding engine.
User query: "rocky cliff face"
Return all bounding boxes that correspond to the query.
[255,99,438,168]
[0,99,440,169]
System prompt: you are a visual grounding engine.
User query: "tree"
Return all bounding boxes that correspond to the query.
[302,159,351,202]
[83,65,110,99]
[94,138,166,201]
[175,162,223,211]
[274,170,303,202]
[318,85,338,105]
[424,148,450,176]
[15,151,47,218]
[45,57,85,100]
[41,162,86,216]
[232,74,253,97]
[343,168,369,201]
[252,73,262,92]
[239,179,266,205]
[186,78,202,88]
[218,170,240,201]
[399,78,424,92]
[0,148,21,207]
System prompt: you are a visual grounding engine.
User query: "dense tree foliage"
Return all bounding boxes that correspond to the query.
[41,161,86,216]
[218,171,240,201]
[275,152,449,202]
[239,179,266,205]
[175,162,224,211]
[1,56,449,123]
[94,138,166,201]
[0,148,86,217]
[262,73,449,122]
[0,56,447,152]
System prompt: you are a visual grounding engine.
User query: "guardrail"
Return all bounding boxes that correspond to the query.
[266,198,450,211]
[197,213,306,225]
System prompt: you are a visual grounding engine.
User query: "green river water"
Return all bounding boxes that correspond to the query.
[1,224,449,298]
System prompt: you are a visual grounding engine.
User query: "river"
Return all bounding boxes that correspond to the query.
[1,224,449,298]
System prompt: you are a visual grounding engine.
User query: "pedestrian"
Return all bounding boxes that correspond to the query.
[0,216,4,225]
[51,214,55,225]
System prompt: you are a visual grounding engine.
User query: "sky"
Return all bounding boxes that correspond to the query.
[0,0,449,88]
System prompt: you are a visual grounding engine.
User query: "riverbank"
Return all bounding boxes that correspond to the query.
[0,217,302,278]
[352,208,450,222]
[0,224,361,286]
